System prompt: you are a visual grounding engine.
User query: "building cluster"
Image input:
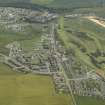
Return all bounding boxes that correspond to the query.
[63,54,105,99]
[0,16,105,100]
[70,77,105,99]
[63,51,105,99]
[0,7,58,32]
[0,23,68,93]
[53,22,105,99]
[53,72,69,93]
[64,13,96,18]
[3,41,50,74]
[0,7,58,23]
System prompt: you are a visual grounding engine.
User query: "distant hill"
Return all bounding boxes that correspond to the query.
[46,0,105,8]
[0,0,105,9]
[0,0,30,3]
[31,0,105,9]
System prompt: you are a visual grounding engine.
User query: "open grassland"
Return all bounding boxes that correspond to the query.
[57,16,105,69]
[31,0,53,5]
[46,0,101,8]
[0,0,104,10]
[57,17,95,68]
[75,96,105,105]
[31,0,105,9]
[64,17,105,53]
[0,63,71,105]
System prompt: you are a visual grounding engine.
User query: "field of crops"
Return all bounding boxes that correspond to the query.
[75,96,105,105]
[0,63,71,105]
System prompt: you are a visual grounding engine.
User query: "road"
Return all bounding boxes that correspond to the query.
[50,23,77,105]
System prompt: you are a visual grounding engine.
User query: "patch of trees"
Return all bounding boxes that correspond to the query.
[73,31,93,41]
[89,54,101,68]
[91,49,105,57]
[0,3,44,11]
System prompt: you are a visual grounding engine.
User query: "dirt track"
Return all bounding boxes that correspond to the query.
[85,16,105,28]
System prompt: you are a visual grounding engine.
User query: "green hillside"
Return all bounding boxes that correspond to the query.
[0,0,104,9]
[46,0,103,8]
[57,16,105,71]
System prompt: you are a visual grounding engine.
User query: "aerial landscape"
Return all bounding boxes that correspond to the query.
[0,0,105,105]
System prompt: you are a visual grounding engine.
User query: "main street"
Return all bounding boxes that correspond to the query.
[49,23,77,105]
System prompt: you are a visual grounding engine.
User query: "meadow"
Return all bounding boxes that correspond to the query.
[75,96,105,105]
[57,16,105,70]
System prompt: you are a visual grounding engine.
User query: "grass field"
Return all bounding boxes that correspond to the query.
[57,16,105,70]
[75,96,105,105]
[64,18,105,52]
[57,17,96,68]
[0,0,105,10]
[31,0,105,8]
[0,23,42,54]
[0,63,71,105]
[31,0,53,5]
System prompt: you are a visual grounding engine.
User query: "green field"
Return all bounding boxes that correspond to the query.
[31,0,105,9]
[75,96,105,105]
[0,0,104,9]
[0,63,71,105]
[0,23,42,54]
[57,16,105,70]
[31,0,53,5]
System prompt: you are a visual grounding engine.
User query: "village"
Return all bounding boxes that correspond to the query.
[0,22,105,103]
[0,6,105,105]
[0,7,58,23]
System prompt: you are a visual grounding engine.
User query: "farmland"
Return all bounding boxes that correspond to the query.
[75,96,105,105]
[0,63,71,105]
[31,0,53,5]
[0,1,105,105]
